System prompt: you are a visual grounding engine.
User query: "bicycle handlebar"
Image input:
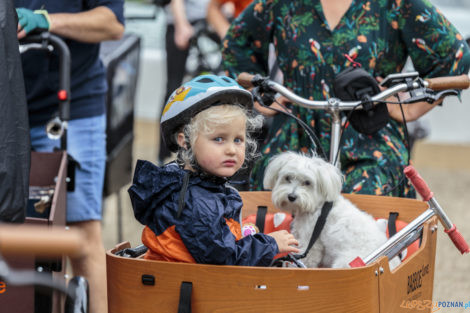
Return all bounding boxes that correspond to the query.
[20,32,71,122]
[237,72,470,110]
[403,166,434,202]
[0,225,83,258]
[238,71,469,166]
[404,166,470,255]
[350,165,469,268]
[19,32,71,149]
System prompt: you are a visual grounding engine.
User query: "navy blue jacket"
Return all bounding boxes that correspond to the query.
[129,160,279,266]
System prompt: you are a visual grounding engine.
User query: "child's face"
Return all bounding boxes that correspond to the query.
[192,115,246,178]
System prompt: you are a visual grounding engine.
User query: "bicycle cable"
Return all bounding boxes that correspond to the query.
[381,94,412,195]
[260,97,329,161]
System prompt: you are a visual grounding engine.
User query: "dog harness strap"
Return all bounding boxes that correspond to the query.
[295,201,333,260]
[255,206,268,233]
[177,171,191,219]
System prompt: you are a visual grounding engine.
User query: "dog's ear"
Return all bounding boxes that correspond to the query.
[263,152,292,190]
[316,159,343,201]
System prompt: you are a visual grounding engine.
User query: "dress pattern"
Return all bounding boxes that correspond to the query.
[222,0,470,196]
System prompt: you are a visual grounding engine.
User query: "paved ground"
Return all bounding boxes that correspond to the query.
[102,119,470,312]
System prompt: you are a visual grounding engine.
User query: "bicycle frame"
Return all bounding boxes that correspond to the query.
[350,165,469,267]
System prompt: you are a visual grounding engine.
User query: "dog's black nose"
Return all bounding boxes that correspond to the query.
[288,193,297,202]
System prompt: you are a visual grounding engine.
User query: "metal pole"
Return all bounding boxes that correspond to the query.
[329,106,342,168]
[362,209,435,265]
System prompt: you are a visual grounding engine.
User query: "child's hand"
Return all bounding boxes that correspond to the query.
[267,230,300,254]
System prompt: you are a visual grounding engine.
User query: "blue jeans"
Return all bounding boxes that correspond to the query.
[30,114,106,222]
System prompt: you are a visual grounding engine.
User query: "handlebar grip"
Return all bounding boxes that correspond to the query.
[0,225,83,257]
[445,224,470,254]
[237,72,256,89]
[404,165,434,201]
[425,74,470,90]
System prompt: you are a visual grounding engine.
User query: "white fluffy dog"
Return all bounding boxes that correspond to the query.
[264,152,399,269]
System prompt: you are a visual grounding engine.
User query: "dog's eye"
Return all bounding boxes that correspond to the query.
[303,180,311,186]
[285,175,291,183]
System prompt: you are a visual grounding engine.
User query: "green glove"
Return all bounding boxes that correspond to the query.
[16,8,51,35]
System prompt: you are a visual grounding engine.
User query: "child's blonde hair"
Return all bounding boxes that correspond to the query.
[177,104,263,171]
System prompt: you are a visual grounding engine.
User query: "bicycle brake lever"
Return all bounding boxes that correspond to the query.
[250,74,269,87]
[252,86,276,107]
[433,89,459,101]
[402,88,457,104]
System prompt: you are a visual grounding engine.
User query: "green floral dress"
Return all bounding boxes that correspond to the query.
[222,0,470,196]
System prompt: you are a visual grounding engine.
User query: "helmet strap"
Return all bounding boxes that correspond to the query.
[176,150,186,168]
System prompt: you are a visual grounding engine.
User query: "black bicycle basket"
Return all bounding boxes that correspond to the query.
[333,67,389,135]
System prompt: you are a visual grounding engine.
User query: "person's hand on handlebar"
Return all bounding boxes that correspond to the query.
[254,95,292,117]
[16,8,51,40]
[376,76,442,123]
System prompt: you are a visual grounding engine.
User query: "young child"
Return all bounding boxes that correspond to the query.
[129,74,299,266]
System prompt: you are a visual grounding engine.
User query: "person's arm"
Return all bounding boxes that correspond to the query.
[17,6,124,43]
[221,0,278,116]
[207,0,230,39]
[221,0,274,79]
[385,95,443,123]
[377,76,444,122]
[387,0,470,122]
[177,195,284,266]
[401,0,470,78]
[48,6,124,43]
[183,224,283,266]
[171,0,194,49]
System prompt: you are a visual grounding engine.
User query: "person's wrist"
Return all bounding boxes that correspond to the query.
[33,9,51,30]
[174,18,192,30]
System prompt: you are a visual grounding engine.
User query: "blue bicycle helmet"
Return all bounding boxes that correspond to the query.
[161,74,253,152]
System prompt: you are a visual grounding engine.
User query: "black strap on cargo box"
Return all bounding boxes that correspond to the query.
[255,205,268,233]
[178,281,192,313]
[388,212,399,237]
[388,212,403,259]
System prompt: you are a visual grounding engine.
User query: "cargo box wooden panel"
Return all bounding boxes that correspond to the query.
[0,151,68,313]
[107,192,437,313]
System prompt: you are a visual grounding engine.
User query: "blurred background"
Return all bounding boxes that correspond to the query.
[100,0,470,310]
